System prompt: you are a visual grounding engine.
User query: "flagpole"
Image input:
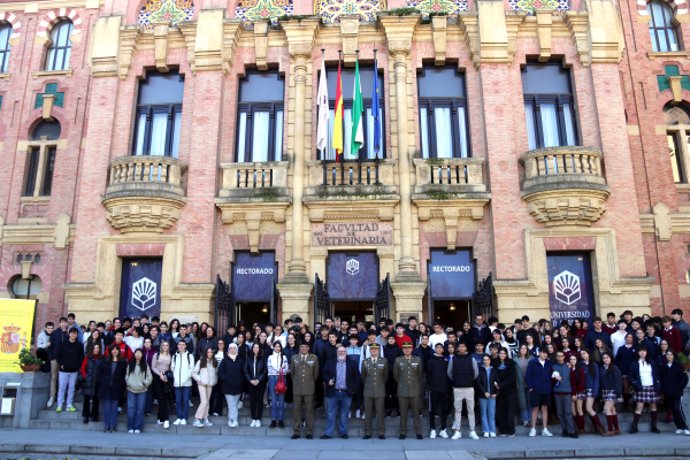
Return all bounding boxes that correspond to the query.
[356,49,363,186]
[373,48,380,185]
[319,49,326,185]
[339,49,344,185]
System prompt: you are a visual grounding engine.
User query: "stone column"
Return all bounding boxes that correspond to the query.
[277,20,319,323]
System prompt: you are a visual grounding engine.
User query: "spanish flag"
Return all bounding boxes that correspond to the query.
[332,58,344,162]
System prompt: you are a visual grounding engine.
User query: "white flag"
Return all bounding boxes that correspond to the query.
[316,57,329,154]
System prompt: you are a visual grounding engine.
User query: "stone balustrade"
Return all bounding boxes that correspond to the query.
[413,157,487,196]
[218,162,289,199]
[305,160,398,199]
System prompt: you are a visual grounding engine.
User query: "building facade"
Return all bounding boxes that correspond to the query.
[0,0,687,335]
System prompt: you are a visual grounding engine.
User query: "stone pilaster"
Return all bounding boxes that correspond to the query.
[380,15,420,282]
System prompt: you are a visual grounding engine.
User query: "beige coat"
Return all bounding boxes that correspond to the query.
[192,360,218,386]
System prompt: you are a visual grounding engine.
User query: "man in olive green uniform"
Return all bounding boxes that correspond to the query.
[291,342,320,439]
[361,343,388,439]
[393,341,424,439]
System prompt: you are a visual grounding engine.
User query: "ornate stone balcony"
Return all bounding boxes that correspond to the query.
[304,160,398,200]
[217,161,290,202]
[102,155,187,233]
[520,146,610,227]
[413,157,488,198]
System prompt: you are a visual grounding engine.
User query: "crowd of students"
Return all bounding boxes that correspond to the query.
[35,308,690,439]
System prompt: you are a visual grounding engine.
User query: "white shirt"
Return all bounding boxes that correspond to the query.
[639,360,653,387]
[611,330,628,356]
[429,333,448,349]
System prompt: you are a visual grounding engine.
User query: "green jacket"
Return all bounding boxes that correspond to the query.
[291,353,319,396]
[393,355,424,397]
[361,356,388,398]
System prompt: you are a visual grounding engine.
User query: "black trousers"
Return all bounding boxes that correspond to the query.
[385,377,399,414]
[248,382,266,420]
[667,396,688,430]
[429,390,449,430]
[82,394,99,419]
[152,374,171,422]
[496,391,517,435]
[210,381,225,415]
[350,383,363,413]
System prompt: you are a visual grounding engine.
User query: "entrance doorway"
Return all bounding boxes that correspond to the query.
[333,301,373,323]
[432,300,471,330]
[237,302,271,328]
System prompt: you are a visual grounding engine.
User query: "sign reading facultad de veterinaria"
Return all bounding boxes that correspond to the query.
[312,222,393,247]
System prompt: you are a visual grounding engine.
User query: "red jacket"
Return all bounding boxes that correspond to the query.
[394,334,412,349]
[570,366,585,395]
[105,340,133,362]
[662,326,683,354]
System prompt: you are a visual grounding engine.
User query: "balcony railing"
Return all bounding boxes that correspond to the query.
[218,162,289,200]
[413,157,487,196]
[520,146,608,195]
[305,160,397,198]
[104,155,186,200]
[321,161,383,186]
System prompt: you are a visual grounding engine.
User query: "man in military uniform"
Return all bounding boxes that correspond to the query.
[361,342,388,439]
[393,341,424,439]
[291,342,320,439]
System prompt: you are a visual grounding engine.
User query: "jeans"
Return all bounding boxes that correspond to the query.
[57,371,78,408]
[453,387,475,431]
[325,391,352,436]
[225,394,241,424]
[268,375,285,421]
[479,397,497,434]
[145,385,154,414]
[127,391,147,431]
[520,388,530,423]
[102,396,119,430]
[175,386,191,420]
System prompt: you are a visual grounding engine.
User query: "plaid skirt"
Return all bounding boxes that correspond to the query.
[633,386,660,404]
[601,389,617,401]
[577,388,594,400]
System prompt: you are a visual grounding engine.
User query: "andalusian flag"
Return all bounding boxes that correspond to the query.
[332,59,344,161]
[350,58,364,158]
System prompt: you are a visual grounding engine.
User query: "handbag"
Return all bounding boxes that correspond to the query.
[274,368,287,395]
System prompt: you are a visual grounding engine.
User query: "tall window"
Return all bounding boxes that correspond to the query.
[664,103,690,184]
[0,23,11,73]
[133,70,184,157]
[417,66,470,159]
[320,66,384,161]
[648,1,681,52]
[522,62,578,150]
[45,20,73,71]
[236,71,284,162]
[23,120,61,197]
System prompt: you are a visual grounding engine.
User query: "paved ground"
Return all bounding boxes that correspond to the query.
[0,428,689,460]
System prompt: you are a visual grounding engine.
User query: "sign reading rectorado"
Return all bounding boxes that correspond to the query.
[312,222,393,246]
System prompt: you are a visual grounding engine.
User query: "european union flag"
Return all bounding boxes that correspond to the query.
[372,53,381,159]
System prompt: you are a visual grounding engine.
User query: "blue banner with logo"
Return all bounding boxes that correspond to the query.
[428,249,475,299]
[327,252,378,300]
[547,253,595,327]
[120,258,162,318]
[233,252,276,302]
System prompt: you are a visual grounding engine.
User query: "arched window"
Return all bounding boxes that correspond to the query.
[648,1,681,52]
[45,20,73,71]
[664,102,690,183]
[0,23,11,73]
[23,120,61,197]
[9,275,42,300]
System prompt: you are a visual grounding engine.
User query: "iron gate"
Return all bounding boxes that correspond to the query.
[375,273,391,320]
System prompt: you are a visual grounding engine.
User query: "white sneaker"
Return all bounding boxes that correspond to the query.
[228,420,233,427]
[356,410,361,419]
[204,419,213,427]
[179,419,187,425]
[173,419,181,426]
[529,428,537,437]
[490,432,496,438]
[157,420,163,425]
[483,432,489,438]
[684,429,690,436]
[189,401,194,407]
[232,420,238,428]
[430,429,437,439]
[676,429,684,435]
[193,419,204,428]
[469,431,479,440]
[128,429,134,434]
[541,427,553,437]
[250,419,256,427]
[134,430,141,434]
[439,430,449,439]
[163,420,170,429]
[255,419,261,427]
[46,397,54,408]
[451,431,462,440]
[238,401,243,409]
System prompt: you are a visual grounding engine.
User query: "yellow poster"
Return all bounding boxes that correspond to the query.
[0,299,37,373]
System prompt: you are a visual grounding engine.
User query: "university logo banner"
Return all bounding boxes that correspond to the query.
[0,299,37,373]
[327,252,378,301]
[120,258,162,318]
[233,252,276,303]
[428,249,475,299]
[547,253,596,327]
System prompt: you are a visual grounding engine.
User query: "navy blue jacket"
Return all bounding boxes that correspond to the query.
[629,360,661,392]
[585,329,612,352]
[659,361,689,398]
[97,360,127,400]
[525,358,553,394]
[322,357,361,397]
[425,354,450,392]
[599,364,623,397]
[218,355,245,395]
[614,344,637,375]
[579,361,600,396]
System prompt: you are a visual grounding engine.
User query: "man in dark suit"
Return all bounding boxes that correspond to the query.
[320,345,361,439]
[291,342,320,439]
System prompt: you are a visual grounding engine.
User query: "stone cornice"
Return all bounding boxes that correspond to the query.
[379,15,420,55]
[281,19,320,58]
